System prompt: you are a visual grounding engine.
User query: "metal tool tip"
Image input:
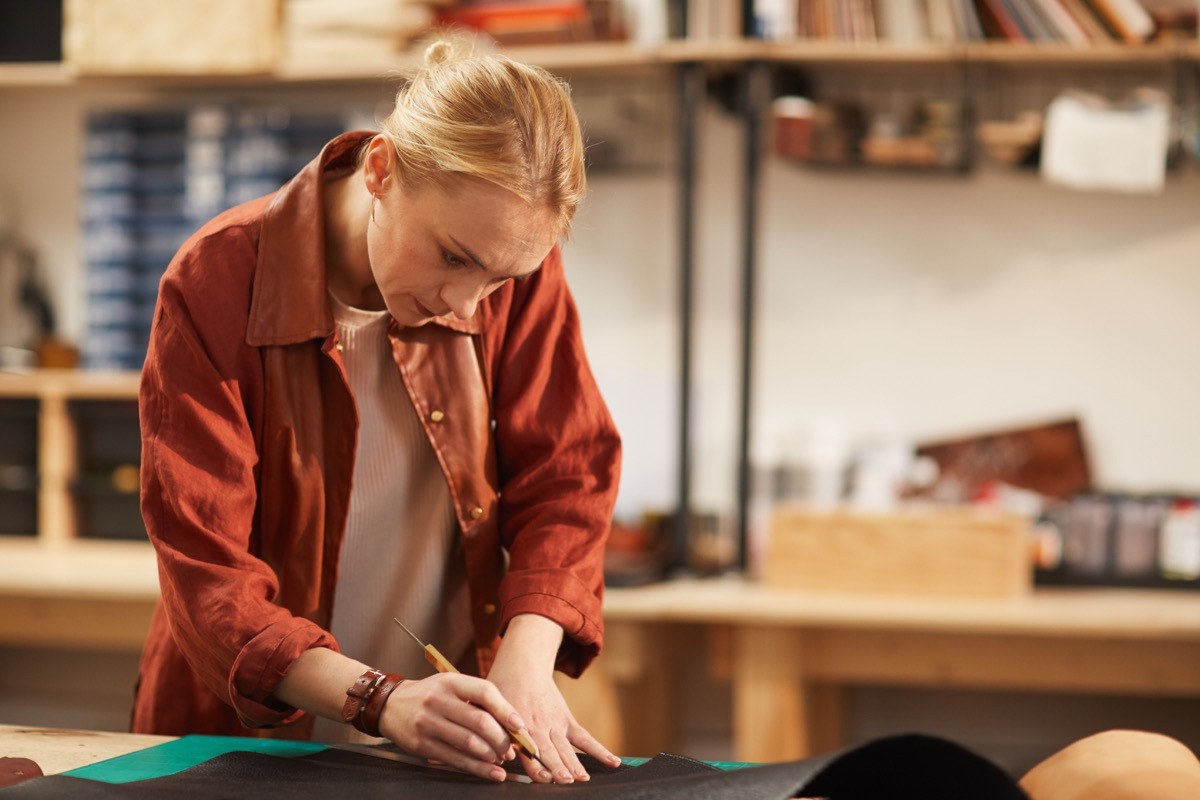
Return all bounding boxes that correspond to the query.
[392,617,426,647]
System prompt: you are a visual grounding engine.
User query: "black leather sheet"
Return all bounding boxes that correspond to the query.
[0,733,1027,799]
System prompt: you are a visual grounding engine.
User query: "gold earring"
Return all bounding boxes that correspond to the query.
[370,194,378,225]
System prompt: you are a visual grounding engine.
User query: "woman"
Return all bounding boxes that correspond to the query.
[132,36,622,786]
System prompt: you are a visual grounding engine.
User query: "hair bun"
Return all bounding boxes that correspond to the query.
[423,36,476,67]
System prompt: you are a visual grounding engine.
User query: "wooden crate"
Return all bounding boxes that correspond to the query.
[64,0,280,74]
[763,505,1031,599]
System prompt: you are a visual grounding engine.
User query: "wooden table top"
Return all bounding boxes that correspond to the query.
[0,724,170,775]
[602,576,1200,640]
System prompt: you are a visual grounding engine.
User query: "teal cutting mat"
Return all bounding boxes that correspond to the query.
[63,736,749,784]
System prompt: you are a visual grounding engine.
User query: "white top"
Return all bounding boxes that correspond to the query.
[311,293,473,744]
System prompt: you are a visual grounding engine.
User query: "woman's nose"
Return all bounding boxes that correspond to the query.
[442,281,484,320]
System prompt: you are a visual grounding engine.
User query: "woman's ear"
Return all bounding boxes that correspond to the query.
[363,134,395,196]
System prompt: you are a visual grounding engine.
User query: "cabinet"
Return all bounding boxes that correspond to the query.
[0,369,142,544]
[0,369,155,654]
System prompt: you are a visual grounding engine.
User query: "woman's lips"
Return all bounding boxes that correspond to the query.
[414,299,438,319]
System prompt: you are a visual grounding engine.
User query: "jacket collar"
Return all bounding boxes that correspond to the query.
[246,131,484,347]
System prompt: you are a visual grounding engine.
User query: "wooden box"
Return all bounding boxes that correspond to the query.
[763,505,1031,599]
[64,0,280,74]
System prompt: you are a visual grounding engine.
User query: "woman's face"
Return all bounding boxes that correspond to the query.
[366,172,558,327]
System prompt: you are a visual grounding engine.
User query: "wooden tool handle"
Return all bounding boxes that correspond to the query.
[424,643,543,763]
[423,644,459,675]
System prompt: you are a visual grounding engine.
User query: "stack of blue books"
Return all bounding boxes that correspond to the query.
[81,105,350,370]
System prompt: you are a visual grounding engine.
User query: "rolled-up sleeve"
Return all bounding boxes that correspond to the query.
[490,250,622,677]
[140,237,337,727]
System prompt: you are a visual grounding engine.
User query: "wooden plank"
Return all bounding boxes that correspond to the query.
[37,395,77,544]
[604,579,1200,641]
[803,629,1200,695]
[732,626,807,761]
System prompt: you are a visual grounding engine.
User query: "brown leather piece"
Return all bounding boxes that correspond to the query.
[0,734,1028,799]
[0,758,43,788]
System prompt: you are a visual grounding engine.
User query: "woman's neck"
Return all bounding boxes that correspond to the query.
[323,170,385,311]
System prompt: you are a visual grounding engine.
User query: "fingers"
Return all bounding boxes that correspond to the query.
[550,726,588,783]
[383,675,529,783]
[569,723,623,771]
[520,721,613,784]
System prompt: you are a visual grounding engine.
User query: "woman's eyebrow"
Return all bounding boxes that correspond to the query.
[448,235,492,272]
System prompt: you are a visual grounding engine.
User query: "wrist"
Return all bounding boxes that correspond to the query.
[341,668,404,737]
[498,614,564,669]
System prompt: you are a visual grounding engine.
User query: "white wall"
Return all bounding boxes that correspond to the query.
[570,104,1200,521]
[3,90,1199,522]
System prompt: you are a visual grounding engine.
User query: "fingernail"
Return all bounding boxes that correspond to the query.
[538,769,553,782]
[609,755,622,766]
[489,768,507,782]
[575,771,590,782]
[508,712,527,730]
[558,770,575,783]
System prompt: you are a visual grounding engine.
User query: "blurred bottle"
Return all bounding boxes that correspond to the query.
[1159,498,1200,581]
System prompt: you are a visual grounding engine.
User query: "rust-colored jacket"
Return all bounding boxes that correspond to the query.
[132,132,621,738]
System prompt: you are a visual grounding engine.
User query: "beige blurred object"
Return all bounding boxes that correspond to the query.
[281,0,432,67]
[764,505,1031,599]
[977,111,1043,167]
[64,0,281,74]
[1019,729,1200,800]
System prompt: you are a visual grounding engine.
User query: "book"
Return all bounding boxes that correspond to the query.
[954,0,986,39]
[1057,0,1116,40]
[976,0,1030,38]
[1003,0,1059,39]
[927,0,961,41]
[1085,0,1155,41]
[1028,0,1093,42]
[875,0,930,43]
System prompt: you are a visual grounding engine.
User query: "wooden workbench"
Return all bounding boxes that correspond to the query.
[600,577,1200,762]
[5,542,1200,764]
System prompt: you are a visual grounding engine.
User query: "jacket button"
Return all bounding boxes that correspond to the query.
[430,410,445,423]
[470,506,484,520]
[483,603,497,614]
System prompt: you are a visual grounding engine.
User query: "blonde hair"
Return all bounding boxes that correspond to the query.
[380,36,587,235]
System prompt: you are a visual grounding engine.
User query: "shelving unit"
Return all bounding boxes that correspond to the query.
[1,34,1197,570]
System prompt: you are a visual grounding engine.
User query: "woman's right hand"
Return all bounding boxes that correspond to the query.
[378,673,531,783]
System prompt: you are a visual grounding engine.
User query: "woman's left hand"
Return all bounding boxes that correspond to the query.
[486,614,622,784]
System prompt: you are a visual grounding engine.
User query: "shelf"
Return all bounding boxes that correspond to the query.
[0,42,681,89]
[0,536,157,599]
[964,40,1183,65]
[3,39,1198,88]
[0,369,140,400]
[762,40,966,64]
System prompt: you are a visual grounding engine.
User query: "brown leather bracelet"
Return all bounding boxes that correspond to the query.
[356,672,405,738]
[341,668,386,729]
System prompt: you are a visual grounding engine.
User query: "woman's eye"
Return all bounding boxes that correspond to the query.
[442,250,468,268]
